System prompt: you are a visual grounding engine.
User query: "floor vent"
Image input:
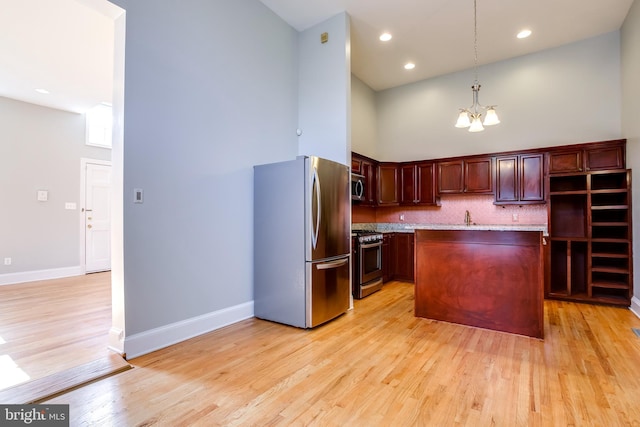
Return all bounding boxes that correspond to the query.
[633,328,640,338]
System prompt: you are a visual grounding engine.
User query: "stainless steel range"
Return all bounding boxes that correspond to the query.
[352,230,384,299]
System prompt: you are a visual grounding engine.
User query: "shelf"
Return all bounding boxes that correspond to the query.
[549,237,588,242]
[591,281,630,290]
[591,238,629,243]
[549,190,587,196]
[591,205,629,210]
[548,167,631,307]
[591,189,628,194]
[592,252,628,259]
[591,266,629,274]
[547,291,629,307]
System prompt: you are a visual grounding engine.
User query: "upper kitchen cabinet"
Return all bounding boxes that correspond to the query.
[399,161,438,206]
[377,163,399,206]
[352,152,377,206]
[438,157,493,195]
[548,139,625,174]
[495,153,545,205]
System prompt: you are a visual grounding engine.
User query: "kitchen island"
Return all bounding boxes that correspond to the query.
[414,229,544,338]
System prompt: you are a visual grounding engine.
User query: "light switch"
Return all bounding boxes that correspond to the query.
[134,188,144,204]
[65,202,77,210]
[37,190,48,201]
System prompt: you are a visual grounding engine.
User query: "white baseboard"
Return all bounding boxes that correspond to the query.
[123,301,254,359]
[630,297,640,319]
[0,266,82,286]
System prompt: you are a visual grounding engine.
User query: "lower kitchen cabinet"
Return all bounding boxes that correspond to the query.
[393,232,414,282]
[381,232,414,283]
[382,233,393,282]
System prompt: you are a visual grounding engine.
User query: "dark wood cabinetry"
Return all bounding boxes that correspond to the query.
[399,162,437,205]
[380,232,414,283]
[377,163,399,206]
[393,233,414,282]
[437,157,493,195]
[352,153,377,206]
[548,139,625,174]
[382,233,393,283]
[495,153,545,204]
[547,169,632,306]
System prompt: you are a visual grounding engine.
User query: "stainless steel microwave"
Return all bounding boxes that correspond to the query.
[351,173,365,201]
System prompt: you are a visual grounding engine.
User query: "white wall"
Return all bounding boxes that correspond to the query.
[0,96,110,281]
[376,32,622,162]
[351,75,378,158]
[107,0,299,351]
[297,12,351,166]
[622,0,640,311]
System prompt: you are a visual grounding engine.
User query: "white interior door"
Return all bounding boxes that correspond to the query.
[85,163,111,273]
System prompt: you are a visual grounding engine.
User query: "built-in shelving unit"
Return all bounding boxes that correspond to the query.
[547,169,632,306]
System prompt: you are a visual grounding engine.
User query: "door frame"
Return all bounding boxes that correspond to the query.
[80,158,112,274]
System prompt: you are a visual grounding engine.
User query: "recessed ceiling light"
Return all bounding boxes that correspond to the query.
[404,63,415,70]
[517,29,532,39]
[379,33,392,42]
[35,88,50,94]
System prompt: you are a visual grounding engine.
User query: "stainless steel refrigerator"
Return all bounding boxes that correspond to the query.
[254,156,350,328]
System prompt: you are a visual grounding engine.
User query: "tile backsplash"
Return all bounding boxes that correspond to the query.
[353,194,547,225]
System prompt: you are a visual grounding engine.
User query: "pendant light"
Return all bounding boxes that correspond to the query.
[455,0,500,132]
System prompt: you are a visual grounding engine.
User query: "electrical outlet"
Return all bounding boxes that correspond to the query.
[4,257,11,266]
[512,213,519,222]
[400,214,405,221]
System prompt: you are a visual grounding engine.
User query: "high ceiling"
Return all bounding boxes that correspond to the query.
[0,0,634,113]
[261,0,634,91]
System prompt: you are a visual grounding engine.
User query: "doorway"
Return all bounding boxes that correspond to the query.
[0,0,126,394]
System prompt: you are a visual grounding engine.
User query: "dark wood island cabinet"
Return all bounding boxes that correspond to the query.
[414,229,544,338]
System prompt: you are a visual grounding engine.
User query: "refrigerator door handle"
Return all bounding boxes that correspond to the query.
[316,258,349,270]
[311,166,321,249]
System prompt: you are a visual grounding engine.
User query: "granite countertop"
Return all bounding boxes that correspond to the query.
[353,223,548,235]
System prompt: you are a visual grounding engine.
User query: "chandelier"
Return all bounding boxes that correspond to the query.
[455,0,500,132]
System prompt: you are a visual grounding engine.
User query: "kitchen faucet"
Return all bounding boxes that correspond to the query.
[464,210,471,226]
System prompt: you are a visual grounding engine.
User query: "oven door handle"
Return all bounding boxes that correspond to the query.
[316,258,349,270]
[360,241,382,249]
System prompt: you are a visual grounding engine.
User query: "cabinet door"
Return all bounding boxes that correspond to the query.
[382,233,392,283]
[377,163,399,205]
[437,160,464,194]
[549,150,583,174]
[520,154,545,202]
[465,157,493,193]
[416,162,436,205]
[361,160,377,205]
[495,156,518,203]
[585,146,624,171]
[399,164,417,205]
[394,233,414,282]
[351,157,362,174]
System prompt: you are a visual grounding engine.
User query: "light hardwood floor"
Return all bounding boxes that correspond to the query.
[42,280,640,426]
[0,272,112,391]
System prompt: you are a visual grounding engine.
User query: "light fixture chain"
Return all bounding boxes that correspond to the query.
[455,0,500,131]
[474,0,478,82]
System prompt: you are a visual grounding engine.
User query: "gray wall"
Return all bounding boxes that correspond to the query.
[622,0,640,309]
[110,0,299,336]
[297,12,351,165]
[375,32,622,161]
[0,96,110,275]
[351,75,378,159]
